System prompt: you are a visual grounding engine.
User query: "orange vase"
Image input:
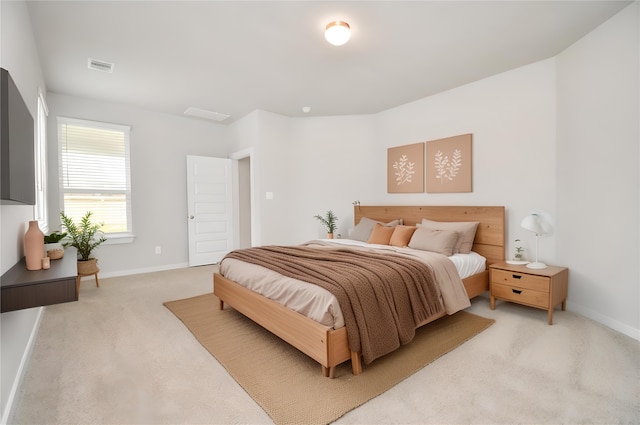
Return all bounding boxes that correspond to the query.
[24,220,44,270]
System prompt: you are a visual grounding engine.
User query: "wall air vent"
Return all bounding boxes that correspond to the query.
[184,107,230,122]
[88,58,114,73]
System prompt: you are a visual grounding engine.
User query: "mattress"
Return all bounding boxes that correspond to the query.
[219,239,484,329]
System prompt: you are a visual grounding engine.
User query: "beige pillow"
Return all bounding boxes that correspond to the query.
[367,223,397,245]
[420,219,479,254]
[389,225,417,247]
[408,227,459,256]
[350,217,401,242]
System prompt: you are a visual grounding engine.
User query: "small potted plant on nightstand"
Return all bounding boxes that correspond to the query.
[314,210,338,239]
[506,239,528,265]
[514,239,524,261]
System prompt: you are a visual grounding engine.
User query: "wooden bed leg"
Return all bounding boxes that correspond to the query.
[351,351,362,375]
[321,365,337,378]
[218,299,224,310]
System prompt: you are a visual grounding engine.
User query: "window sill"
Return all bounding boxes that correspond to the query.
[103,233,136,245]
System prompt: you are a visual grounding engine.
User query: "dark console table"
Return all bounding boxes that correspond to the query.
[1,248,78,313]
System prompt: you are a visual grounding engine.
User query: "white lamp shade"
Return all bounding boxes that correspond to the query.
[521,213,547,269]
[521,214,543,235]
[324,21,351,46]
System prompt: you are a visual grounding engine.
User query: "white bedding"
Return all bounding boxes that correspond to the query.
[219,239,484,329]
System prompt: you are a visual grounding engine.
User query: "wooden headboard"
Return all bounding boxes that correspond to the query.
[354,205,505,266]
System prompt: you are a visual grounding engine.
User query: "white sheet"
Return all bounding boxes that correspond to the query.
[323,238,486,279]
[219,239,485,329]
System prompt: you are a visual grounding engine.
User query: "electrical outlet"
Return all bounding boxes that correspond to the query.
[155,246,161,254]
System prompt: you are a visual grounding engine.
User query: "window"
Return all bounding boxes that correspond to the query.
[34,89,48,231]
[58,117,133,241]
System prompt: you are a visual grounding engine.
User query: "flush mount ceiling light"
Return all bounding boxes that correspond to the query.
[324,21,351,46]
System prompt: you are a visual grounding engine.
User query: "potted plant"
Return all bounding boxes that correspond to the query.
[60,211,107,275]
[514,239,525,261]
[314,210,338,239]
[44,231,67,260]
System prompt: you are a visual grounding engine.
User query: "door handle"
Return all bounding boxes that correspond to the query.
[189,215,194,219]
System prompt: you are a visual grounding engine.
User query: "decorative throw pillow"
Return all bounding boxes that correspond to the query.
[408,227,459,256]
[349,217,401,242]
[389,225,417,247]
[419,219,479,254]
[367,223,397,245]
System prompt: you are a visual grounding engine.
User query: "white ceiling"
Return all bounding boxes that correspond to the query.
[26,1,631,124]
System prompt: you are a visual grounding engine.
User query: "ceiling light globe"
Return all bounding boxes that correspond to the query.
[324,21,351,46]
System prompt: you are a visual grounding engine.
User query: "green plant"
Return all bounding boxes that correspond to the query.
[314,210,338,234]
[60,211,107,261]
[44,231,67,244]
[514,239,524,260]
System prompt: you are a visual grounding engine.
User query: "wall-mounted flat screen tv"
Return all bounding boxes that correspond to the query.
[1,67,35,205]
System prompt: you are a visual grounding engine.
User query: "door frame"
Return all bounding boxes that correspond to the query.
[229,147,260,247]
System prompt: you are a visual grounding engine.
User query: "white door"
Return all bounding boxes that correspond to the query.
[186,155,233,266]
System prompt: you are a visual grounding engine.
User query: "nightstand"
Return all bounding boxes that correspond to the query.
[490,262,569,325]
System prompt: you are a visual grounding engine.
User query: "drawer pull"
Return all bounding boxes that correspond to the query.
[512,274,522,279]
[512,289,522,295]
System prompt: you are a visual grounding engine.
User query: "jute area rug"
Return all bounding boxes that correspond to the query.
[164,293,494,425]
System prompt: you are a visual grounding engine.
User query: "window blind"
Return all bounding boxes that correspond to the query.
[58,117,132,235]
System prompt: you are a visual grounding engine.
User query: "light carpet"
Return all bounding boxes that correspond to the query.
[164,293,494,425]
[10,266,639,424]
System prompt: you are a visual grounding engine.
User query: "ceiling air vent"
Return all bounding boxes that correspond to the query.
[88,58,114,73]
[184,107,230,122]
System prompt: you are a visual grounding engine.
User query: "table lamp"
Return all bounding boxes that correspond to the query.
[521,213,547,269]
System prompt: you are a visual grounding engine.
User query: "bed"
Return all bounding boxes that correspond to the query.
[213,205,505,377]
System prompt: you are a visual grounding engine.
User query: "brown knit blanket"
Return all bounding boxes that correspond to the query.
[223,245,444,364]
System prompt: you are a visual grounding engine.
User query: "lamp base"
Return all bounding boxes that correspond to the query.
[526,261,547,269]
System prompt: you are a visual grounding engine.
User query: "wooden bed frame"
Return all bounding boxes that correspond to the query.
[213,205,505,378]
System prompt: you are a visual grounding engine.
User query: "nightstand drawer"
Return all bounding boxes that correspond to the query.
[491,269,549,292]
[491,283,549,308]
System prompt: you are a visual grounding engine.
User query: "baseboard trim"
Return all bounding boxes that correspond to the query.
[567,301,640,342]
[85,262,191,280]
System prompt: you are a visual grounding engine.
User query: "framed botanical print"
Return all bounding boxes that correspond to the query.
[426,133,472,193]
[387,142,425,193]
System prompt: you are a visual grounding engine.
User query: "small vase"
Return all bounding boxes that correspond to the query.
[24,221,45,270]
[327,233,334,239]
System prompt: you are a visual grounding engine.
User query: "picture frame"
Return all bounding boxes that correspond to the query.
[387,142,425,193]
[426,133,472,193]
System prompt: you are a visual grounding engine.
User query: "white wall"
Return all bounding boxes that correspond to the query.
[229,59,560,261]
[228,110,377,245]
[46,94,231,277]
[373,59,558,262]
[0,1,48,422]
[286,114,377,242]
[556,2,639,339]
